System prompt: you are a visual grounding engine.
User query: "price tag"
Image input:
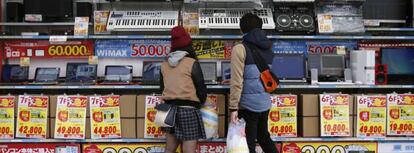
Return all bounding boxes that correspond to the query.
[317,15,334,33]
[387,93,414,136]
[74,17,89,36]
[20,57,30,67]
[320,94,351,137]
[16,95,49,139]
[144,95,164,138]
[336,46,346,55]
[356,95,387,138]
[89,95,122,139]
[0,96,15,139]
[88,56,98,65]
[54,95,87,139]
[49,36,67,42]
[268,95,297,138]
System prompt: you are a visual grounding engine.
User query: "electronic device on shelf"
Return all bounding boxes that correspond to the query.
[198,8,275,29]
[24,0,73,22]
[101,65,133,85]
[308,54,351,84]
[350,50,375,85]
[141,61,162,85]
[64,63,97,85]
[316,4,365,34]
[106,11,179,31]
[274,3,315,34]
[1,65,29,84]
[363,0,412,27]
[375,64,387,85]
[271,53,307,83]
[6,2,24,22]
[31,68,60,85]
[200,62,218,85]
[221,61,231,84]
[381,48,414,84]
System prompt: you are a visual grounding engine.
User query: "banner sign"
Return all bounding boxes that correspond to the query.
[144,95,164,138]
[89,95,122,139]
[378,142,414,153]
[193,40,237,59]
[197,142,280,153]
[272,40,357,55]
[356,95,387,138]
[0,96,15,139]
[282,142,378,153]
[95,40,170,58]
[4,40,94,58]
[54,95,88,139]
[16,95,48,139]
[83,143,181,153]
[0,143,80,153]
[387,93,414,136]
[319,94,351,137]
[269,95,297,138]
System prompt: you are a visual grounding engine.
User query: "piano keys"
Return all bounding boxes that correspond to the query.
[107,11,179,31]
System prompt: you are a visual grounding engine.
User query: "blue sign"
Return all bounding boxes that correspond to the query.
[272,40,307,54]
[272,40,358,55]
[95,40,171,58]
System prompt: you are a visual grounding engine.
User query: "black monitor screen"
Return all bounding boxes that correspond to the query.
[2,65,29,82]
[24,0,73,19]
[35,68,59,82]
[382,48,414,75]
[106,66,132,76]
[66,63,97,82]
[221,62,231,81]
[200,62,217,81]
[271,54,306,80]
[142,62,162,81]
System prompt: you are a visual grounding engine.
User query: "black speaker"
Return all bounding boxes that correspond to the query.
[6,2,24,22]
[76,2,92,18]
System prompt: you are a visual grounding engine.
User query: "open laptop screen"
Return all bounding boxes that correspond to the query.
[271,54,306,80]
[2,65,29,83]
[66,63,97,83]
[142,61,162,82]
[105,65,133,82]
[199,62,217,83]
[221,61,231,81]
[35,68,60,82]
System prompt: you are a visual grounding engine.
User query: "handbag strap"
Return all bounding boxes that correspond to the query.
[243,42,270,73]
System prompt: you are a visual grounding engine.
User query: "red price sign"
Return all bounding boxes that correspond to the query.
[270,125,294,134]
[93,126,118,135]
[389,123,413,133]
[56,126,81,135]
[0,127,11,135]
[323,124,347,133]
[4,40,93,58]
[131,44,170,57]
[308,45,337,54]
[146,126,164,136]
[359,125,383,134]
[18,126,43,135]
[387,94,414,136]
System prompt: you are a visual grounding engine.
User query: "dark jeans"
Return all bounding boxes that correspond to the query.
[238,109,278,153]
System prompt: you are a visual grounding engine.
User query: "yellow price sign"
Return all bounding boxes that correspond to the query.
[269,95,297,138]
[16,95,48,139]
[144,96,165,138]
[89,95,122,139]
[48,45,90,56]
[387,94,414,136]
[356,95,387,138]
[54,95,87,139]
[0,96,15,139]
[320,94,351,137]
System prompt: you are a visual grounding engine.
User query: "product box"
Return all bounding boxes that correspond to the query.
[299,94,319,117]
[86,117,91,139]
[137,95,147,118]
[217,95,226,115]
[49,95,57,118]
[136,118,145,138]
[121,118,137,138]
[298,117,320,137]
[120,95,136,118]
[49,118,55,138]
[219,116,225,138]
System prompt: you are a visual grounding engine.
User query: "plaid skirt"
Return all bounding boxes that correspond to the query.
[162,107,206,141]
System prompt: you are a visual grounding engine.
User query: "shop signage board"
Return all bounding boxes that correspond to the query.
[0,143,80,153]
[272,40,357,55]
[16,95,49,139]
[193,40,236,59]
[4,40,94,58]
[268,95,297,138]
[144,95,164,138]
[387,93,414,136]
[89,95,122,139]
[83,143,181,153]
[54,95,88,139]
[0,96,15,139]
[378,142,414,153]
[356,95,387,138]
[282,142,378,153]
[95,40,170,58]
[319,94,351,137]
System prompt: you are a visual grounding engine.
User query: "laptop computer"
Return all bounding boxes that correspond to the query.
[221,61,231,84]
[63,63,97,85]
[141,61,162,85]
[101,65,133,85]
[31,67,60,85]
[271,53,307,85]
[1,65,29,84]
[199,62,218,85]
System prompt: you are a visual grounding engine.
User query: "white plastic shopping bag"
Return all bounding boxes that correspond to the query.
[200,99,219,139]
[226,119,249,153]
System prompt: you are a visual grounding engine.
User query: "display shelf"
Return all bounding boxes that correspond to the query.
[366,27,414,32]
[0,85,413,90]
[0,22,93,26]
[1,137,414,143]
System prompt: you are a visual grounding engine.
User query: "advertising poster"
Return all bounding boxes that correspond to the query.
[94,10,110,34]
[387,93,414,136]
[201,95,219,139]
[0,96,15,139]
[269,95,297,138]
[16,95,49,139]
[74,17,89,36]
[183,12,199,35]
[193,40,237,59]
[83,143,181,153]
[282,142,378,153]
[89,95,122,139]
[378,142,414,153]
[319,94,351,137]
[0,143,80,153]
[306,40,357,54]
[356,95,387,138]
[144,95,164,138]
[4,40,94,58]
[54,95,88,139]
[95,40,170,58]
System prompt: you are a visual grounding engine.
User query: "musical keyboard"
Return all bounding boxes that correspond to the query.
[199,8,275,29]
[107,11,179,31]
